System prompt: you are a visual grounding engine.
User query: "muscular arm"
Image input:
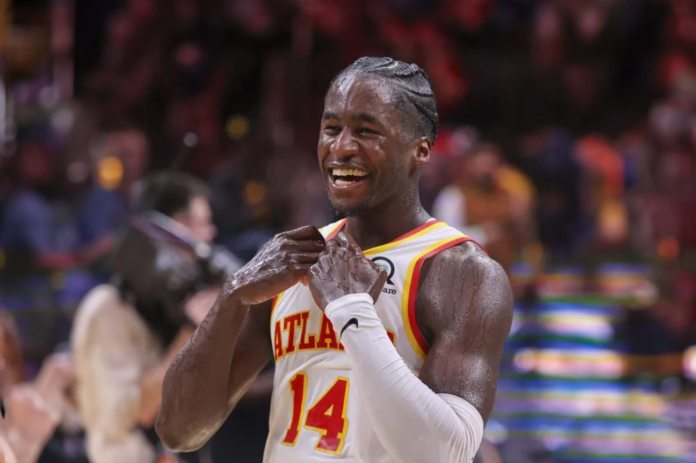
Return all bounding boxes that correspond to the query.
[156,225,325,452]
[417,241,513,421]
[155,297,272,452]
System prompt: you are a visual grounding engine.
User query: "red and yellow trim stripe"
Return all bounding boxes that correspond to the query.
[401,236,470,359]
[322,218,447,256]
[321,219,347,241]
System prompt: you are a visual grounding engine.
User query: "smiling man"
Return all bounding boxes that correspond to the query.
[156,57,513,462]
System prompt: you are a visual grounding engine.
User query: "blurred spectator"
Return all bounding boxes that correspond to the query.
[76,125,150,276]
[0,138,78,272]
[0,354,75,463]
[0,313,26,392]
[516,128,583,256]
[0,137,82,366]
[574,135,629,250]
[71,172,226,463]
[0,313,76,463]
[433,142,534,271]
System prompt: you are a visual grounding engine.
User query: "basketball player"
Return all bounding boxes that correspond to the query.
[156,57,513,462]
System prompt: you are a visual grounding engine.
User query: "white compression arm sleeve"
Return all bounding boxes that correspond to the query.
[325,293,484,462]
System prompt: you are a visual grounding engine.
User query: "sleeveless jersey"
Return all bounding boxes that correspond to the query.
[263,219,471,463]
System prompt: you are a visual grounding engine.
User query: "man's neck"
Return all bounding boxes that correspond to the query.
[344,204,431,251]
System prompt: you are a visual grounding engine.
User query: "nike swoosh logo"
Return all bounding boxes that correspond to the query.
[340,317,359,338]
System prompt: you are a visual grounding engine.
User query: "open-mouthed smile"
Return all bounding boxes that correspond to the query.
[328,167,370,187]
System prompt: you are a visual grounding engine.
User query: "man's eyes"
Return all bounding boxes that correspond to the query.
[357,127,378,136]
[322,126,379,136]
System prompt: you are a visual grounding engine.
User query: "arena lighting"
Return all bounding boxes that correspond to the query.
[226,114,250,140]
[97,155,124,190]
[183,131,198,148]
[657,236,680,260]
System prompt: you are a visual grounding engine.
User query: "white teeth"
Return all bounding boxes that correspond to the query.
[335,178,354,186]
[331,168,368,177]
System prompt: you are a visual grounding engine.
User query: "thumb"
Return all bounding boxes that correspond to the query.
[336,230,361,253]
[368,268,388,303]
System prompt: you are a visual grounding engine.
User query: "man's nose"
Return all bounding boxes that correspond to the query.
[331,128,358,158]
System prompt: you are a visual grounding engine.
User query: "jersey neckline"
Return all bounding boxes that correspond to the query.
[325,218,446,255]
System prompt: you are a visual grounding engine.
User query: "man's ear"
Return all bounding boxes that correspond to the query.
[413,137,432,167]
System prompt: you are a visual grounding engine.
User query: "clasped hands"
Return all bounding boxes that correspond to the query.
[225,226,386,309]
[307,231,387,310]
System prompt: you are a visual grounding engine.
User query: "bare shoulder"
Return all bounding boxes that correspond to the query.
[416,241,513,337]
[432,240,498,270]
[419,240,511,301]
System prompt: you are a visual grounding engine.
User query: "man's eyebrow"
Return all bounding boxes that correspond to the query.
[355,113,384,128]
[355,112,384,127]
[321,111,385,128]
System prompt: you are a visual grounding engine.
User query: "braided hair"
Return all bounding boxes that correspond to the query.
[330,56,438,143]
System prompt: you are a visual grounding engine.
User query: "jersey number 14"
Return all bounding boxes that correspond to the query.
[281,373,350,454]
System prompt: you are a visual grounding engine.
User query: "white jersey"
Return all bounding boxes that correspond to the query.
[263,219,471,463]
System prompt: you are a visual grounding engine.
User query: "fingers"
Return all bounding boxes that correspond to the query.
[335,230,349,246]
[35,353,73,393]
[283,225,325,242]
[279,226,325,253]
[369,268,388,302]
[308,262,321,279]
[292,239,326,252]
[335,231,361,253]
[292,252,322,264]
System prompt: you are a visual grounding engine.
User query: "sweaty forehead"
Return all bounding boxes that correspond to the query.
[323,73,400,117]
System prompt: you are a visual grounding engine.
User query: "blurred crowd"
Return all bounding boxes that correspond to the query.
[1,0,696,462]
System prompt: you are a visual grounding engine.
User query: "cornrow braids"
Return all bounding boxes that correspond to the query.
[331,56,439,143]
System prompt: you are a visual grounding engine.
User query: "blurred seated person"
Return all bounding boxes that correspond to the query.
[0,133,149,357]
[433,143,535,272]
[0,313,75,463]
[0,137,79,272]
[77,125,150,275]
[71,172,239,463]
[0,135,83,378]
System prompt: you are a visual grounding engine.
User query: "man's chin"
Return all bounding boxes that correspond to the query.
[328,198,368,218]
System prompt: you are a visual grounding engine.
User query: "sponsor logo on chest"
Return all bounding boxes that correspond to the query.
[371,256,398,295]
